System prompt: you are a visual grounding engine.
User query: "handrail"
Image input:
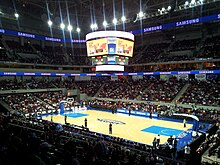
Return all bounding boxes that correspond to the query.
[8,123,44,133]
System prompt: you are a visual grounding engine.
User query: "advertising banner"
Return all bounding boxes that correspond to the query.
[195,74,206,81]
[111,76,118,81]
[177,74,189,80]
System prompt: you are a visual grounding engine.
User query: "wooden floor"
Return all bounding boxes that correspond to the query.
[43,110,192,145]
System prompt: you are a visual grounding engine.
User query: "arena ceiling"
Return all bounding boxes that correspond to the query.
[0,0,220,36]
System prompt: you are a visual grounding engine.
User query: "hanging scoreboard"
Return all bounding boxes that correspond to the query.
[86,31,134,71]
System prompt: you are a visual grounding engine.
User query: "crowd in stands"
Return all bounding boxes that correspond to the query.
[53,79,76,89]
[1,78,220,107]
[0,79,75,90]
[0,39,88,65]
[2,93,55,114]
[89,99,162,113]
[157,54,194,62]
[169,106,220,123]
[98,79,151,99]
[0,40,13,62]
[89,99,220,123]
[131,35,220,65]
[97,78,186,102]
[0,48,10,62]
[0,79,27,90]
[0,34,219,66]
[33,92,66,111]
[179,80,220,106]
[198,35,220,59]
[76,80,103,97]
[170,39,200,51]
[140,79,185,102]
[196,123,220,164]
[0,79,219,164]
[26,79,56,89]
[131,43,171,64]
[0,105,219,165]
[6,41,34,54]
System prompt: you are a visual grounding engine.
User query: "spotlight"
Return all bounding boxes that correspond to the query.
[47,20,52,26]
[185,1,189,6]
[113,18,117,25]
[60,23,65,30]
[190,0,196,5]
[90,24,94,29]
[76,27,80,33]
[138,11,144,18]
[93,23,98,29]
[167,6,171,11]
[103,21,108,27]
[67,25,73,31]
[91,23,98,30]
[197,0,203,4]
[121,16,126,22]
[14,13,19,18]
[162,7,165,12]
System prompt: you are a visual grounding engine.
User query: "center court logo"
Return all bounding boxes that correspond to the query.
[97,118,126,125]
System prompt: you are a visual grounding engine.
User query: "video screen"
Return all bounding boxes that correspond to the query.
[86,38,108,56]
[116,38,134,57]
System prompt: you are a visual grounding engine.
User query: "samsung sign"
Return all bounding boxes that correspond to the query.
[176,18,200,27]
[144,25,162,32]
[18,32,35,38]
[45,37,61,42]
[131,13,220,35]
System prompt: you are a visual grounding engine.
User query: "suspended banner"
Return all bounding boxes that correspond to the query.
[0,70,219,77]
[131,13,220,35]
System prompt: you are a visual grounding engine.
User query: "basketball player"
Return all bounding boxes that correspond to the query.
[109,123,112,134]
[183,119,186,128]
[85,118,87,128]
[64,114,67,124]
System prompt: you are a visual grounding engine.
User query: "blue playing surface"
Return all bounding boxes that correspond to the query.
[141,126,183,136]
[61,113,88,118]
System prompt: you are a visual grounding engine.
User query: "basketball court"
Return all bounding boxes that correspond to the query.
[43,109,192,146]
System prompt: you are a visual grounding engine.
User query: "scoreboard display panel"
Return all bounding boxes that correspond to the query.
[91,55,129,66]
[86,38,108,56]
[116,38,134,57]
[116,56,129,65]
[91,56,108,65]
